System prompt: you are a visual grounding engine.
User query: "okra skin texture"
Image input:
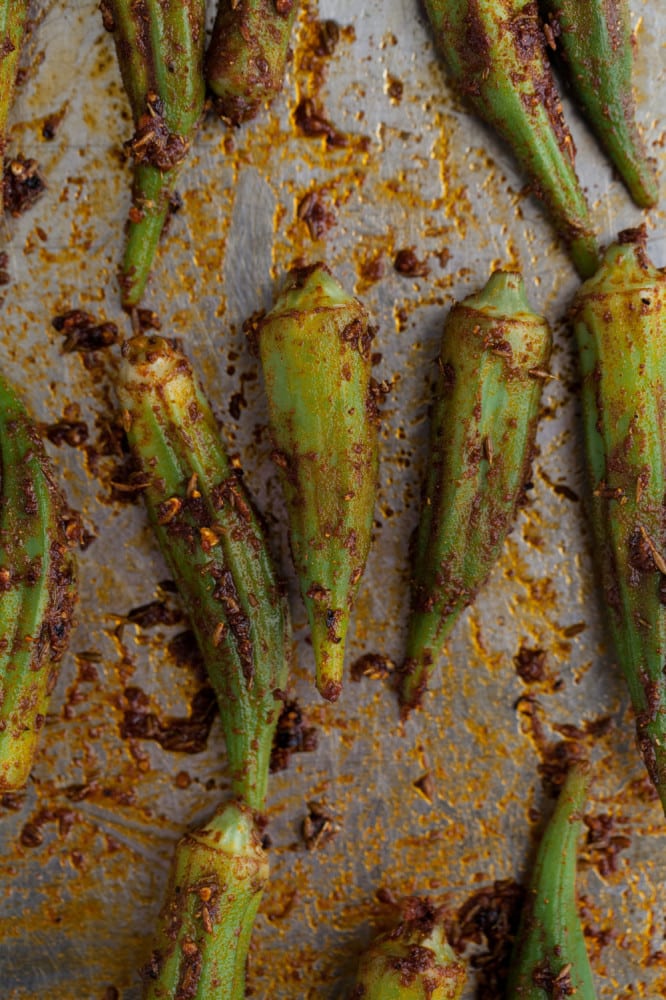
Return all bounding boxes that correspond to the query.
[0,375,77,790]
[399,272,551,713]
[0,1,28,213]
[507,763,595,998]
[117,336,291,812]
[541,0,658,209]
[100,0,206,308]
[424,0,598,278]
[143,801,269,1000]
[257,264,379,702]
[573,230,666,813]
[205,0,297,125]
[349,905,466,1000]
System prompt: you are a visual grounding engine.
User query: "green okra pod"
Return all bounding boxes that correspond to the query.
[0,374,77,790]
[0,1,28,213]
[424,0,598,278]
[255,264,379,702]
[117,335,290,812]
[507,762,595,998]
[205,0,298,125]
[540,0,658,209]
[349,898,466,1000]
[100,0,206,309]
[573,227,666,813]
[399,272,551,714]
[143,801,269,1000]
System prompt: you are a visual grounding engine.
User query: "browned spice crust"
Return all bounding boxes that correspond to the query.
[270,698,318,772]
[451,879,524,999]
[3,156,46,217]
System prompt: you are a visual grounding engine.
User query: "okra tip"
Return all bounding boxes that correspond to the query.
[570,231,601,280]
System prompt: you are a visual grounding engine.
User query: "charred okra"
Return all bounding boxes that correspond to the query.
[0,1,28,212]
[205,0,298,125]
[143,801,269,1000]
[350,898,466,1000]
[399,272,551,713]
[424,0,598,277]
[100,0,206,309]
[573,227,666,813]
[0,374,77,790]
[255,264,379,701]
[508,763,595,998]
[541,0,658,209]
[117,336,291,811]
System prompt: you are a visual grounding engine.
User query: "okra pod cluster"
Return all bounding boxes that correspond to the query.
[100,0,206,309]
[206,0,298,125]
[399,271,551,713]
[117,335,291,812]
[349,899,466,1000]
[541,0,658,209]
[256,264,379,701]
[143,801,269,1000]
[424,0,598,277]
[508,763,595,998]
[0,1,28,213]
[0,374,77,790]
[573,228,666,813]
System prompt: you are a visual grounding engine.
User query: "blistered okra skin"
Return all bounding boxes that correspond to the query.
[349,900,466,1000]
[100,0,206,309]
[0,374,77,790]
[573,228,666,814]
[205,0,298,125]
[507,763,595,998]
[424,0,598,278]
[117,336,291,812]
[143,801,268,1000]
[399,272,551,714]
[256,264,379,702]
[541,0,658,209]
[0,1,28,213]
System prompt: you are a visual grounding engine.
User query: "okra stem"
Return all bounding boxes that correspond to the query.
[143,800,269,1000]
[100,0,206,308]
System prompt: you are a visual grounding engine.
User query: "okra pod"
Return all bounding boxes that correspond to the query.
[143,801,268,1000]
[507,762,595,998]
[541,0,658,209]
[205,0,298,125]
[399,272,551,713]
[0,1,28,214]
[573,227,666,812]
[349,899,466,1000]
[424,0,598,278]
[100,0,206,309]
[256,264,379,702]
[0,374,77,790]
[117,336,291,812]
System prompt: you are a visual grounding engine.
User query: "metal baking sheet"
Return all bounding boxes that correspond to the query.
[1,1,665,996]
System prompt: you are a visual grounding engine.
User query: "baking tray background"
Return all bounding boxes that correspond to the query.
[1,1,665,997]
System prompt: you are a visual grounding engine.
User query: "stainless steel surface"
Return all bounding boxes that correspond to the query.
[1,1,665,996]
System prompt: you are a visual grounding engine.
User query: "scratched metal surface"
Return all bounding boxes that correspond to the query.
[0,1,665,997]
